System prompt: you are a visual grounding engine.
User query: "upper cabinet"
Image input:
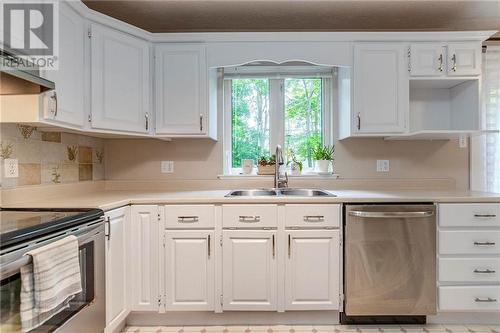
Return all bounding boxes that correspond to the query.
[351,43,408,135]
[40,2,86,128]
[90,23,151,134]
[155,44,216,139]
[410,42,481,77]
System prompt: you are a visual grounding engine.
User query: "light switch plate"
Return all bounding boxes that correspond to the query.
[459,134,468,148]
[4,158,19,178]
[161,161,174,173]
[376,160,390,172]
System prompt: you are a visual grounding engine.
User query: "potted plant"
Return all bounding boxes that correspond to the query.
[257,154,276,175]
[312,144,335,174]
[286,149,303,176]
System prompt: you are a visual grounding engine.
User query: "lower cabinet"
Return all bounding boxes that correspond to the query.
[164,230,215,311]
[222,230,277,311]
[105,206,130,332]
[285,230,340,310]
[130,205,160,311]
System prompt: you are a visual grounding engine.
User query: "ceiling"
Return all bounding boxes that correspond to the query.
[83,0,500,38]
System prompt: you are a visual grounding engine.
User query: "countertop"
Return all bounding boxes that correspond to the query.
[4,189,500,211]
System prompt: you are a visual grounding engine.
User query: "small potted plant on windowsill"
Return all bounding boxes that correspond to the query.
[312,144,335,174]
[286,149,303,176]
[257,154,276,175]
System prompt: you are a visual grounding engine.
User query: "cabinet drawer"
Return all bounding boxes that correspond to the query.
[439,203,500,227]
[439,286,500,311]
[165,205,215,229]
[439,230,500,255]
[285,204,340,228]
[223,205,277,228]
[439,258,500,283]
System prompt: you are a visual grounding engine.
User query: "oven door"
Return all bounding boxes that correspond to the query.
[0,222,105,333]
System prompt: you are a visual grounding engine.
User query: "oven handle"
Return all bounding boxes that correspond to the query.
[348,211,435,218]
[0,220,104,280]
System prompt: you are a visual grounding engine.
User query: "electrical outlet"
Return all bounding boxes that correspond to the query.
[4,158,19,178]
[161,161,174,173]
[376,160,390,172]
[459,134,468,148]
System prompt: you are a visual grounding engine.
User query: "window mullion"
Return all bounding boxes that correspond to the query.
[269,79,284,154]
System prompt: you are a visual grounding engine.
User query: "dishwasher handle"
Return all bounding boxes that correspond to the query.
[348,210,435,218]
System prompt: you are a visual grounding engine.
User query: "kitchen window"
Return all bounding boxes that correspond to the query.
[223,65,333,175]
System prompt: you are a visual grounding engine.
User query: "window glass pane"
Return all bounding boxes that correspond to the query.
[231,79,270,168]
[284,78,322,169]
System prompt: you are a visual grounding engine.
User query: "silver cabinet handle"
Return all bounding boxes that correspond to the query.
[208,234,211,258]
[288,234,291,258]
[475,297,497,303]
[272,234,275,258]
[451,54,457,72]
[238,215,260,223]
[105,216,111,241]
[357,113,361,130]
[50,91,58,117]
[474,214,497,218]
[348,211,434,218]
[438,54,444,72]
[177,216,199,223]
[474,241,496,246]
[145,113,149,131]
[303,215,325,222]
[200,114,203,132]
[474,269,496,274]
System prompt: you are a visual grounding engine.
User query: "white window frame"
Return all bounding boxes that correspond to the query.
[223,71,333,175]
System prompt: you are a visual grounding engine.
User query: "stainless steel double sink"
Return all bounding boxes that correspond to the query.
[225,188,336,197]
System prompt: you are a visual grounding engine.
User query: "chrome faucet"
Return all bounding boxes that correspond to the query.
[274,145,288,188]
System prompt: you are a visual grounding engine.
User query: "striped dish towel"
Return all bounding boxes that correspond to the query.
[20,235,83,333]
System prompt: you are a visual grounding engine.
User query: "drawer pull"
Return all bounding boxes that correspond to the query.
[238,215,261,223]
[473,269,496,274]
[303,215,325,222]
[474,241,496,246]
[474,214,497,218]
[272,234,275,258]
[178,216,199,223]
[475,297,497,303]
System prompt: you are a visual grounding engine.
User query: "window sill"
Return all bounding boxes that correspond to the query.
[217,173,340,180]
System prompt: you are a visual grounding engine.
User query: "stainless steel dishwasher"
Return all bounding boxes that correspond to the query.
[344,204,437,320]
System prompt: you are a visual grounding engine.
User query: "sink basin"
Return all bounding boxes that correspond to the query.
[225,189,278,197]
[278,188,336,197]
[225,188,336,197]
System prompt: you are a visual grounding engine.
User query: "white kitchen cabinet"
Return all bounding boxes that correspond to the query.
[447,42,481,76]
[285,230,340,310]
[155,44,215,138]
[409,43,445,76]
[130,205,159,311]
[222,230,277,311]
[105,207,130,332]
[41,2,86,128]
[164,230,215,311]
[352,43,408,134]
[90,23,151,134]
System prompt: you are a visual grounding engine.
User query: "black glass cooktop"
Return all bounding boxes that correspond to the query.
[0,208,104,249]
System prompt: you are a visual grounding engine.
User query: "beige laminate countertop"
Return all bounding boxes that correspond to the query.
[4,189,500,211]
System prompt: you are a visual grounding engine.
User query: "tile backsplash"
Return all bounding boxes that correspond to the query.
[0,124,104,189]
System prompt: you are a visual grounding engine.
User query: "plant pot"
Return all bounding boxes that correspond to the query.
[257,164,275,175]
[315,160,331,174]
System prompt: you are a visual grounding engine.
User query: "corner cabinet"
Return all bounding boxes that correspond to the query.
[154,44,216,139]
[104,206,130,333]
[352,43,409,135]
[90,23,151,134]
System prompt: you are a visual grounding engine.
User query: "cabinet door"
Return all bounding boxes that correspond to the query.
[409,43,445,76]
[165,230,214,311]
[222,230,277,311]
[285,230,340,310]
[105,207,130,329]
[353,43,408,134]
[447,42,481,76]
[90,23,151,133]
[130,205,159,311]
[155,44,207,135]
[41,2,85,127]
